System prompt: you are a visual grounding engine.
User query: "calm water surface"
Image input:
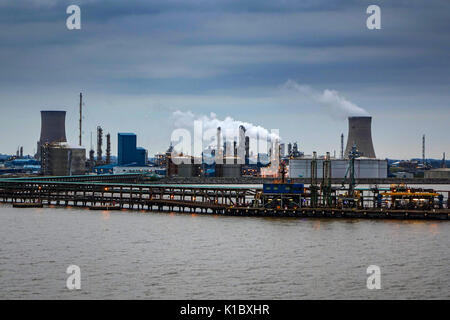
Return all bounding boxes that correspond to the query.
[0,204,448,299]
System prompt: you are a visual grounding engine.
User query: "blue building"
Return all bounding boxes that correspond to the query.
[136,147,147,165]
[118,133,147,166]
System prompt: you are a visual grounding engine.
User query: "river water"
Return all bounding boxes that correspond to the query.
[0,203,449,300]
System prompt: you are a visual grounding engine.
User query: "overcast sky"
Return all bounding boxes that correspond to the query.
[0,0,449,159]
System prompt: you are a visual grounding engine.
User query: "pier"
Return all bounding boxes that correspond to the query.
[0,174,449,220]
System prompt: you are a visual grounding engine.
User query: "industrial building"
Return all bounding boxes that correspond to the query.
[41,143,86,176]
[38,110,86,176]
[166,154,244,178]
[117,133,147,166]
[165,126,246,178]
[286,115,386,179]
[215,163,242,178]
[177,163,202,178]
[288,158,387,179]
[113,166,165,176]
[424,168,450,179]
[0,158,41,175]
[167,156,202,178]
[391,171,414,179]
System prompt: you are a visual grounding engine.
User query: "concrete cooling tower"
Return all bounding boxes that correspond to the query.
[344,116,376,158]
[40,111,67,144]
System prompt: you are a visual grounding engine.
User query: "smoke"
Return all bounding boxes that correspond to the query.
[172,110,280,140]
[282,79,369,118]
[171,110,280,152]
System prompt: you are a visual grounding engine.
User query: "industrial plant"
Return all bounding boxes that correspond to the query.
[0,93,449,182]
[38,110,86,176]
[0,92,449,220]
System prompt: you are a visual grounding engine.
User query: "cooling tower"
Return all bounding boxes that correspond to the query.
[344,116,376,158]
[40,111,67,144]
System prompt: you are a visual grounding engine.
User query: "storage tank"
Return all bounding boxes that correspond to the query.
[177,163,195,177]
[288,158,387,179]
[222,164,242,178]
[41,143,86,176]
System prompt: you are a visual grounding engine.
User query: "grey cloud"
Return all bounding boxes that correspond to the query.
[0,0,449,158]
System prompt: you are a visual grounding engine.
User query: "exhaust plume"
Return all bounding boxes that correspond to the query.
[282,79,369,119]
[172,110,279,141]
[171,110,280,157]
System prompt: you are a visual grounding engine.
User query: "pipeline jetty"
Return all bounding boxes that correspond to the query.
[1,174,449,221]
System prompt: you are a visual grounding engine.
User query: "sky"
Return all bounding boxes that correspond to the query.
[0,0,449,159]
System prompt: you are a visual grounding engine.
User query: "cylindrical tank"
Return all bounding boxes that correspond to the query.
[344,116,376,158]
[40,111,67,144]
[221,164,242,178]
[41,144,86,176]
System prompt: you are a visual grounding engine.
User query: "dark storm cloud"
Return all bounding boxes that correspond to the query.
[1,0,448,86]
[0,0,449,157]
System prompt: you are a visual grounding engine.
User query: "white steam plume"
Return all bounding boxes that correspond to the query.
[171,110,280,155]
[282,79,369,118]
[172,110,280,141]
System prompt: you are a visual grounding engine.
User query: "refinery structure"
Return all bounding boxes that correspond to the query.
[38,111,86,176]
[288,117,386,180]
[0,93,449,183]
[0,93,449,220]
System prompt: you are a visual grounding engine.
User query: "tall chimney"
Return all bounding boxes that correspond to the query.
[97,126,103,163]
[216,127,222,164]
[422,134,426,166]
[245,136,250,163]
[238,125,246,164]
[79,93,83,146]
[106,133,111,164]
[344,116,376,158]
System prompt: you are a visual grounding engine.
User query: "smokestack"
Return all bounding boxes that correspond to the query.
[422,134,426,166]
[97,126,103,163]
[245,136,250,163]
[79,93,83,146]
[216,127,222,154]
[40,111,67,144]
[216,127,222,164]
[238,125,246,164]
[106,133,111,164]
[340,133,344,159]
[89,149,95,163]
[344,116,376,158]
